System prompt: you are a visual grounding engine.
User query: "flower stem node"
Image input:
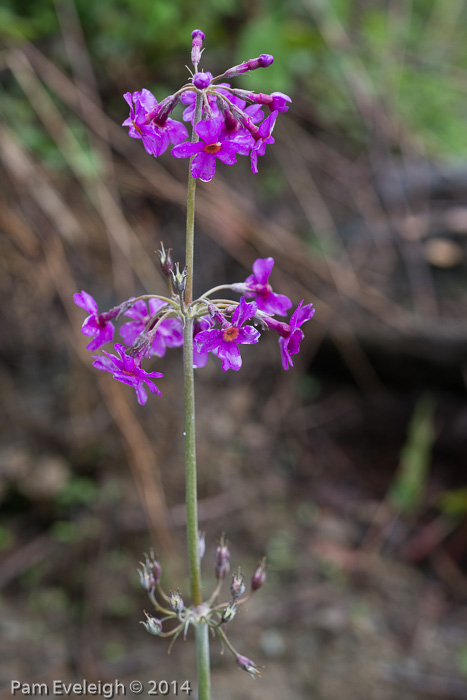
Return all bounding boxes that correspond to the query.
[236,654,262,679]
[141,612,163,636]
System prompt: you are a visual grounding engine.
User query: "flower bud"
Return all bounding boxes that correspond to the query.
[138,565,155,593]
[191,29,205,67]
[236,654,261,678]
[138,550,161,592]
[251,557,267,591]
[221,601,237,623]
[223,54,274,79]
[157,242,174,278]
[140,611,163,636]
[215,534,230,580]
[170,589,184,615]
[171,263,187,295]
[193,72,212,90]
[230,568,245,600]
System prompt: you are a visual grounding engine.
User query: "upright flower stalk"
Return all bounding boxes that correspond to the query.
[74,30,315,699]
[183,88,211,696]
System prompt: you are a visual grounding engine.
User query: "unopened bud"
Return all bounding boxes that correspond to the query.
[236,654,261,678]
[193,72,212,90]
[140,611,163,636]
[191,29,205,67]
[171,263,187,294]
[157,242,174,278]
[215,534,230,580]
[230,568,246,600]
[251,557,267,591]
[223,54,274,79]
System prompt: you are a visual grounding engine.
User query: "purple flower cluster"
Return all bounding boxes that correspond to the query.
[74,33,314,404]
[74,258,314,401]
[122,30,290,181]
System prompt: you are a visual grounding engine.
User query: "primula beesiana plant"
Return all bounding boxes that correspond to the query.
[74,30,314,699]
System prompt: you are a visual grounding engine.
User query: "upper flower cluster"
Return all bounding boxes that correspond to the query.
[123,29,291,181]
[74,256,314,404]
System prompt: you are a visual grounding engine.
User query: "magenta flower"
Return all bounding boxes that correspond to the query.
[74,290,116,351]
[250,110,278,174]
[123,91,159,157]
[279,301,315,370]
[240,257,292,316]
[92,343,163,405]
[171,117,245,182]
[194,298,260,371]
[123,90,187,157]
[120,299,183,357]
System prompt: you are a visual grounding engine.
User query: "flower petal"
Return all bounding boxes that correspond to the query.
[236,325,260,345]
[195,328,223,353]
[191,152,216,182]
[232,297,257,327]
[256,291,292,316]
[171,142,205,159]
[137,88,158,112]
[74,290,98,315]
[195,117,223,144]
[167,119,189,145]
[216,145,239,165]
[217,342,242,371]
[252,257,274,285]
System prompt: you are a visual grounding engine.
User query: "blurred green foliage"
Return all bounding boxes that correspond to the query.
[388,394,436,514]
[438,487,467,516]
[2,0,467,158]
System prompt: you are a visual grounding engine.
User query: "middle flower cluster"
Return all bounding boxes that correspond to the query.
[74,256,315,405]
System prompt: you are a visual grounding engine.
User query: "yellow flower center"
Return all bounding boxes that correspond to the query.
[223,326,239,342]
[205,142,222,154]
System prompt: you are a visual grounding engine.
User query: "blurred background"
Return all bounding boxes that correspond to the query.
[1,0,467,698]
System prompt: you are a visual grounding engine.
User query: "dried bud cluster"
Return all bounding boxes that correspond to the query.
[137,533,267,680]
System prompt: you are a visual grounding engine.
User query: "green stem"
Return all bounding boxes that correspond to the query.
[195,624,211,700]
[183,90,211,699]
[183,318,202,606]
[185,91,203,306]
